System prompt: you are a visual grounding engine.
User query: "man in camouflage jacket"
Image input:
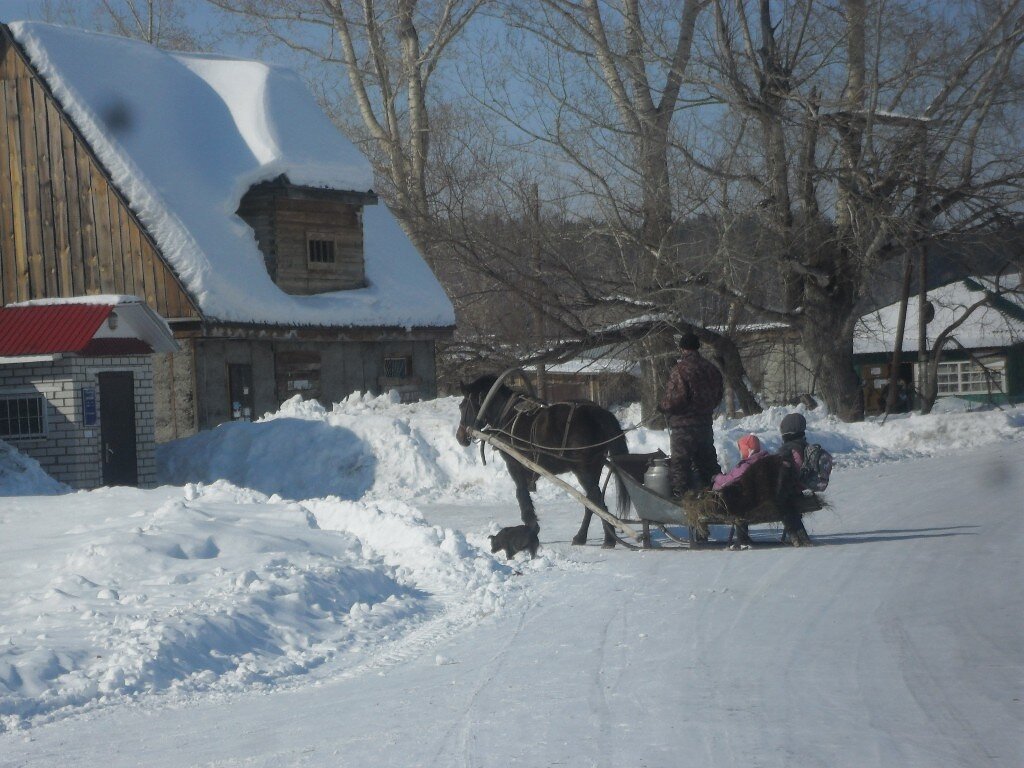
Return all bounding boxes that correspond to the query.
[658,332,724,497]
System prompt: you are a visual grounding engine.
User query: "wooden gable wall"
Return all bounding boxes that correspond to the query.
[0,28,199,320]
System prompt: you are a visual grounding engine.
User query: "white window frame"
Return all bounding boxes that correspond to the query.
[933,358,1006,396]
[0,392,48,438]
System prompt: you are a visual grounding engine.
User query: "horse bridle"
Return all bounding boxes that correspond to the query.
[458,391,491,462]
[460,391,486,432]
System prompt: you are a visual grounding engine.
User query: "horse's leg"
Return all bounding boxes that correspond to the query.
[575,467,616,549]
[509,463,539,532]
[572,509,593,546]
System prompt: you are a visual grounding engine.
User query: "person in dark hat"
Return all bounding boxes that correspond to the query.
[658,331,724,498]
[777,412,808,463]
[773,411,817,546]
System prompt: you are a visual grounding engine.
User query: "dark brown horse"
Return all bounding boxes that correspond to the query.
[455,374,630,548]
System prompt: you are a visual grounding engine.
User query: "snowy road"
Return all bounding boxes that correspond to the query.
[2,442,1021,767]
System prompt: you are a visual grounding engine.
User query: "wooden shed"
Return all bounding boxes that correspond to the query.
[528,348,641,408]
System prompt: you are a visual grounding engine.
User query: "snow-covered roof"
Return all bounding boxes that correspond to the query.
[525,345,640,376]
[536,357,639,376]
[855,276,1024,354]
[8,22,455,329]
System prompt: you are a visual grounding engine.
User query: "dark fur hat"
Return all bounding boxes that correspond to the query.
[780,412,807,439]
[678,331,700,350]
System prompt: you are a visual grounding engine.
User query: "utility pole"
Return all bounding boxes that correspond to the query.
[531,183,547,399]
[915,120,930,408]
[886,253,914,415]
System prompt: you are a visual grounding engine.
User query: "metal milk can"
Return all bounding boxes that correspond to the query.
[644,457,672,498]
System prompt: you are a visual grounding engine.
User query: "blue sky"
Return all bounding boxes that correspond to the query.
[0,0,215,24]
[0,0,39,22]
[2,1,79,23]
[0,0,245,54]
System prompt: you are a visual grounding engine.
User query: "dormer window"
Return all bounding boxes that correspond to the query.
[308,237,337,266]
[236,179,375,294]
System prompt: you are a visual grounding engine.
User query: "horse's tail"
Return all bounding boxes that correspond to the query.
[600,411,631,518]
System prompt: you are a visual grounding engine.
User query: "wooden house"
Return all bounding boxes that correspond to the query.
[527,347,640,407]
[855,276,1024,410]
[0,22,455,443]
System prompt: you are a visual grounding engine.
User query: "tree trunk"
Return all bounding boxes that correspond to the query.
[639,335,673,429]
[804,334,864,420]
[919,346,943,415]
[705,335,763,416]
[886,254,915,414]
[799,297,864,421]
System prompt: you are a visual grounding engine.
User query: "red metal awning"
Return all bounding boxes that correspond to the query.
[0,304,113,355]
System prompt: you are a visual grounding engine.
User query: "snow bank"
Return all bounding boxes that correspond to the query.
[708,402,1024,469]
[3,392,1023,735]
[158,392,519,502]
[160,392,1024,502]
[0,440,69,496]
[0,480,518,730]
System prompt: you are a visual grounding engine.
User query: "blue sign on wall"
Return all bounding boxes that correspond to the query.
[82,387,97,425]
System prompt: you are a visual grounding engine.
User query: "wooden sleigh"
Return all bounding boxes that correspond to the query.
[607,451,823,548]
[470,428,821,550]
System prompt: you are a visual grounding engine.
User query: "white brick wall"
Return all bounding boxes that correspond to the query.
[0,355,159,490]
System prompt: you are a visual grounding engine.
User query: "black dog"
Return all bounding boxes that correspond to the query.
[489,524,540,560]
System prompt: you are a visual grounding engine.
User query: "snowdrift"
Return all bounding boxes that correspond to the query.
[158,392,1024,502]
[157,392,521,502]
[0,480,526,730]
[0,439,69,496]
[2,393,1022,732]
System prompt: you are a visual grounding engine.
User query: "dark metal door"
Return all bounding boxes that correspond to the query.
[99,371,138,486]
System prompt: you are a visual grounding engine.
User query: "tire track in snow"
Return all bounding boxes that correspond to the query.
[588,601,625,767]
[428,607,530,768]
[880,617,997,764]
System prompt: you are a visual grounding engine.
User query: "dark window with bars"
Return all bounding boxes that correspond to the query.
[383,357,411,379]
[308,239,336,264]
[0,395,46,438]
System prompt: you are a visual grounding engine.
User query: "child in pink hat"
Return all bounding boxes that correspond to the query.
[712,434,768,490]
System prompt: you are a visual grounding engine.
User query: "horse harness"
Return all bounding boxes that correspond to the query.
[480,391,586,463]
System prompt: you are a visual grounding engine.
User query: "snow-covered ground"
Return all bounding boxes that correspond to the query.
[1,394,1022,767]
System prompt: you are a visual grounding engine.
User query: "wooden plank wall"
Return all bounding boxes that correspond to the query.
[236,191,366,296]
[273,198,365,295]
[0,30,198,319]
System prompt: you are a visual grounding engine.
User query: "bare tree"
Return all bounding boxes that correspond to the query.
[205,0,488,239]
[482,1,772,419]
[701,0,1024,420]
